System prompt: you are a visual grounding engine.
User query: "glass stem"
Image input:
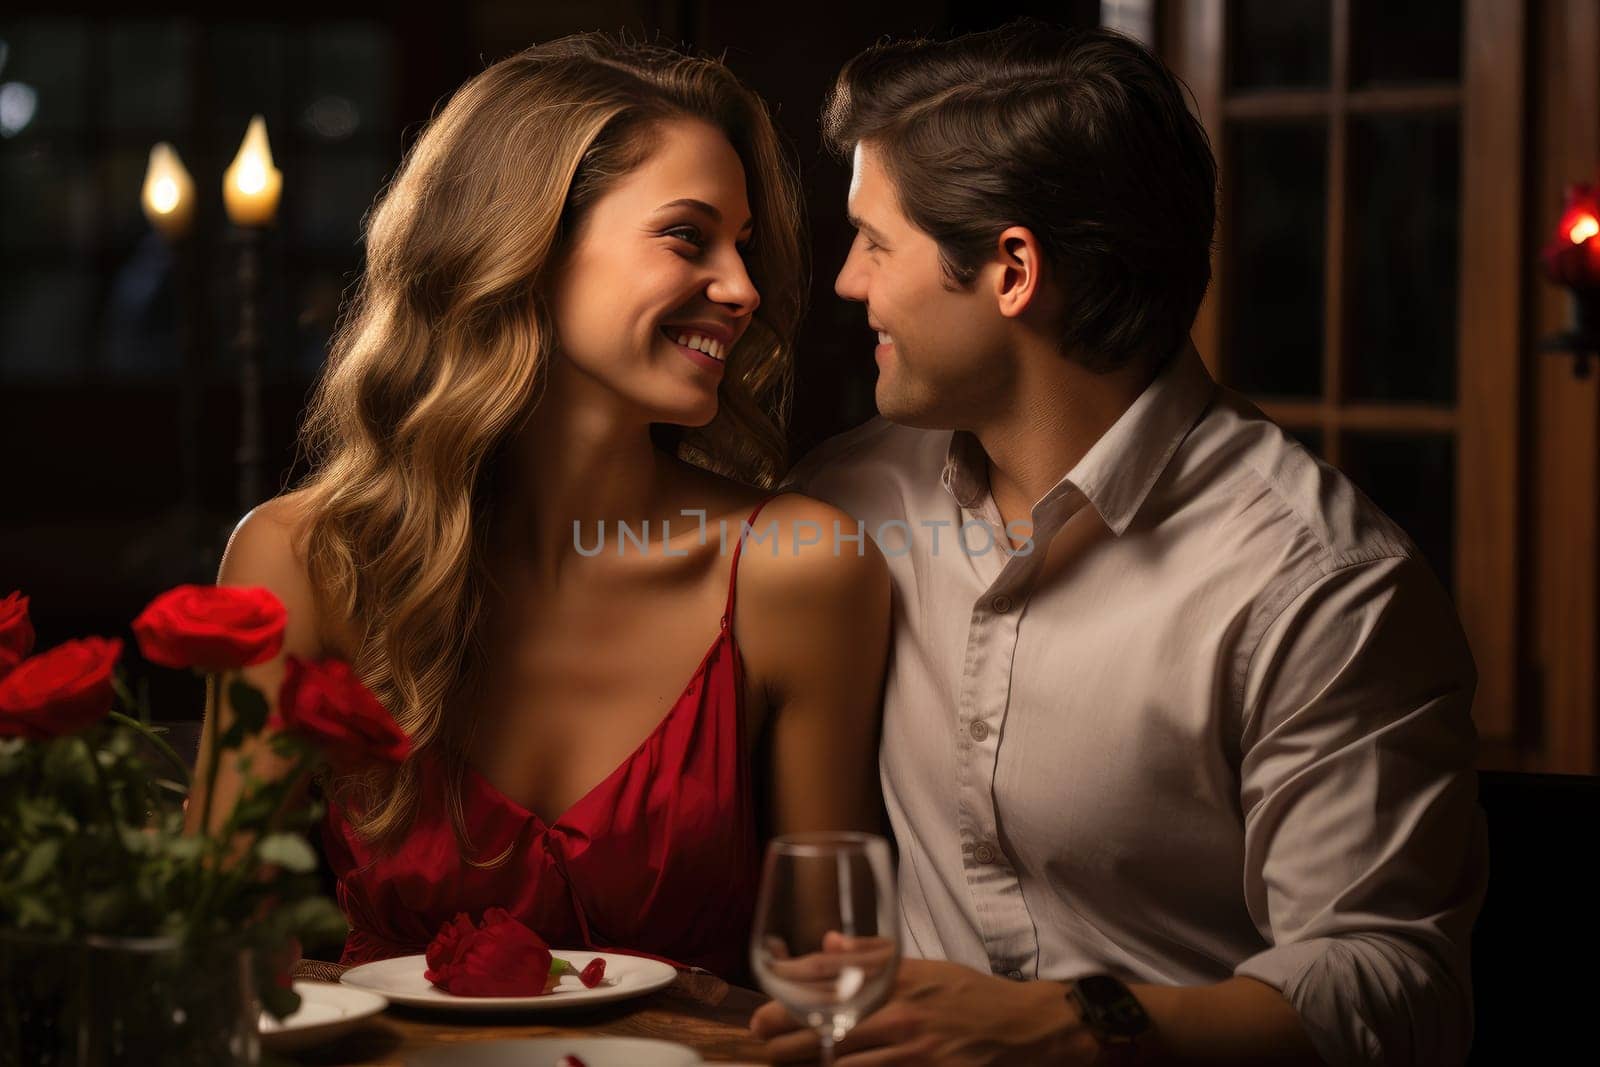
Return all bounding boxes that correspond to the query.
[818,1029,836,1067]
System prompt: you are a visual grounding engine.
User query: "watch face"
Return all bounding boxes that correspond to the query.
[1076,974,1151,1038]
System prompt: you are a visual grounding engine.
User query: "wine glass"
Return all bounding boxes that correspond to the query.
[750,832,900,1066]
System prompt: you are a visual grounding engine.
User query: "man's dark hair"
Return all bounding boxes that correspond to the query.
[823,22,1218,373]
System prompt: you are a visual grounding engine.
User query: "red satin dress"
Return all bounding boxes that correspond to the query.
[323,497,775,979]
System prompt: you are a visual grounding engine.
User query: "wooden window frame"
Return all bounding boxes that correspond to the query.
[1162,0,1525,750]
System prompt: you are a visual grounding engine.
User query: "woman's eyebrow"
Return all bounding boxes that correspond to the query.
[656,197,754,233]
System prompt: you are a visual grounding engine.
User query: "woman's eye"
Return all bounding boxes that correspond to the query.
[666,226,705,248]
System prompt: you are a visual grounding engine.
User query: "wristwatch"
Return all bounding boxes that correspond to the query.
[1066,973,1151,1058]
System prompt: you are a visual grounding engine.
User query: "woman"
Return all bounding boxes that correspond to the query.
[188,34,889,980]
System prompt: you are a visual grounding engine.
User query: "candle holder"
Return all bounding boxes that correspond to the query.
[1538,290,1600,379]
[232,225,265,513]
[131,143,216,584]
[1539,177,1600,379]
[221,114,282,513]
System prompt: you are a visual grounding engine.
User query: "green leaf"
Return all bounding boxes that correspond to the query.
[18,839,61,886]
[259,979,302,1021]
[256,833,316,873]
[82,888,128,931]
[40,740,92,791]
[118,826,157,854]
[280,895,348,950]
[218,719,247,750]
[228,680,270,735]
[12,893,57,930]
[163,835,203,863]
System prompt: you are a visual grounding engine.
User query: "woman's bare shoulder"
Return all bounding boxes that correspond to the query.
[221,493,311,583]
[731,492,890,655]
[221,491,360,659]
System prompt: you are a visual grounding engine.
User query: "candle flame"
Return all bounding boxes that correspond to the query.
[223,114,282,226]
[228,115,276,197]
[1570,214,1599,244]
[236,156,268,196]
[150,177,180,214]
[141,142,194,237]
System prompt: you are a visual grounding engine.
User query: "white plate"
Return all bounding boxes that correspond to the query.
[407,1036,702,1066]
[340,951,677,1013]
[258,980,388,1053]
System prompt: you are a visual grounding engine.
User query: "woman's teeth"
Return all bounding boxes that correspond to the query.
[671,331,726,362]
[877,331,893,345]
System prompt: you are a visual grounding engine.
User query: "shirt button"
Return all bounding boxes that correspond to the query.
[991,595,1012,614]
[969,720,990,742]
[974,844,996,865]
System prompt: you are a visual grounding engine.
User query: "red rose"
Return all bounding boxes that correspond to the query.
[132,585,287,672]
[425,913,476,974]
[424,908,554,997]
[0,591,34,679]
[0,637,123,740]
[271,657,410,768]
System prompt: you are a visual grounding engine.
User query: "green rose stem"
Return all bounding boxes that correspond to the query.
[106,710,191,785]
[196,672,223,837]
[188,671,227,932]
[210,746,316,916]
[79,733,132,868]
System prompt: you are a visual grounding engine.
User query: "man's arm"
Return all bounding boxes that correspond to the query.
[1229,553,1486,1066]
[753,552,1482,1066]
[753,957,1319,1065]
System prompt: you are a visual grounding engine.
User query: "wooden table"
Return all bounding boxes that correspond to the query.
[282,960,772,1065]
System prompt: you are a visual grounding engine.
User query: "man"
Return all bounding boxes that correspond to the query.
[752,24,1485,1067]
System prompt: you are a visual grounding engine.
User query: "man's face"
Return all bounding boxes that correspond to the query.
[834,142,1012,429]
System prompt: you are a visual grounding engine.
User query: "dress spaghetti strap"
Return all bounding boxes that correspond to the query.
[720,495,781,632]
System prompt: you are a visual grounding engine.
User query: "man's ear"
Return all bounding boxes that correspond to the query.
[992,225,1045,319]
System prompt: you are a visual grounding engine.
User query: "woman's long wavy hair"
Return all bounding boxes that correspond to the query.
[293,33,805,857]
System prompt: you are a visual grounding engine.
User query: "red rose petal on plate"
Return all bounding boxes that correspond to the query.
[578,957,606,988]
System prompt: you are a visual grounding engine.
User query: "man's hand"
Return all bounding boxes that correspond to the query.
[751,955,1102,1066]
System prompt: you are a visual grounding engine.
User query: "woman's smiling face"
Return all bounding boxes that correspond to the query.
[548,117,760,428]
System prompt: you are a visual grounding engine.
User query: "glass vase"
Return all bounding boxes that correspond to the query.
[1,929,260,1066]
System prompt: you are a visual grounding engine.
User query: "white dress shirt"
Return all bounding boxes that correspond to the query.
[789,345,1486,1067]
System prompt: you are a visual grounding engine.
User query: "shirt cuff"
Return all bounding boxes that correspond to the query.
[1234,937,1391,1067]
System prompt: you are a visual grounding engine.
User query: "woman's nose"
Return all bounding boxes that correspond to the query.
[707,249,761,317]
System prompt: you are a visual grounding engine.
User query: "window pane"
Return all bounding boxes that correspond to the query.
[209,24,289,145]
[299,23,395,145]
[0,19,90,137]
[105,20,192,132]
[104,146,155,250]
[296,268,346,375]
[102,234,180,378]
[0,143,96,251]
[1350,0,1462,88]
[1346,114,1459,404]
[293,152,387,252]
[1224,121,1327,398]
[1228,0,1331,91]
[1340,432,1455,589]
[0,268,95,380]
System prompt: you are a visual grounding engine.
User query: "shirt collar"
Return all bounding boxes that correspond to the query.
[941,342,1217,537]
